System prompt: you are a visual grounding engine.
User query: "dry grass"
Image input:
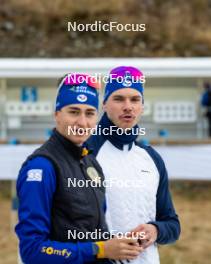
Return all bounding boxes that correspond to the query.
[9,0,125,16]
[0,181,211,264]
[0,199,18,264]
[160,182,211,264]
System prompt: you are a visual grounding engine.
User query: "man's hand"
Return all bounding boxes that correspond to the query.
[130,224,158,249]
[104,237,144,260]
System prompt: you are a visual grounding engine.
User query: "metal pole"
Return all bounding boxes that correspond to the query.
[0,78,8,140]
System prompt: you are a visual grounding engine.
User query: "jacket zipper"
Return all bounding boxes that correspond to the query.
[79,160,101,229]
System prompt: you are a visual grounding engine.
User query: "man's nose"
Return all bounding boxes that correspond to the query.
[123,99,133,111]
[76,114,87,127]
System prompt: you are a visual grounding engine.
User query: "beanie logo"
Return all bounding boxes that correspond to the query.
[122,71,132,87]
[77,94,87,102]
[69,86,76,91]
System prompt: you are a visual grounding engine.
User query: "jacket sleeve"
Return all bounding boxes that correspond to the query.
[15,156,95,264]
[147,147,181,245]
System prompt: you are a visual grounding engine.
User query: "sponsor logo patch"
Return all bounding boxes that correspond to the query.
[26,169,43,182]
[41,247,71,258]
[77,94,88,102]
[122,71,132,87]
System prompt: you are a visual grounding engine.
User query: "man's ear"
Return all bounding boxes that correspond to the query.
[141,104,144,115]
[54,111,60,124]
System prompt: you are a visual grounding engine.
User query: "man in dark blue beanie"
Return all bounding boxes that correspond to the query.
[15,73,142,264]
[88,66,181,264]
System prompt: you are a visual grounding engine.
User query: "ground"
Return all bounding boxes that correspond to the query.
[0,181,211,264]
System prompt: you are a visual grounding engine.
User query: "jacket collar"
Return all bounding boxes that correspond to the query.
[53,128,84,160]
[98,113,139,151]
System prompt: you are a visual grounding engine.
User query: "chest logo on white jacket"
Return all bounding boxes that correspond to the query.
[141,169,150,173]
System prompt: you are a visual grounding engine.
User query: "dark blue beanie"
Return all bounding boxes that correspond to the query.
[104,66,144,103]
[55,73,100,111]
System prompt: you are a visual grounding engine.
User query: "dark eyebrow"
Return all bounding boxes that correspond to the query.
[66,106,96,112]
[86,108,96,112]
[113,95,124,99]
[66,107,80,111]
[113,95,142,99]
[131,95,142,99]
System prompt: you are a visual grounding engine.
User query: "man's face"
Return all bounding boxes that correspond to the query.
[103,88,144,129]
[55,104,97,145]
